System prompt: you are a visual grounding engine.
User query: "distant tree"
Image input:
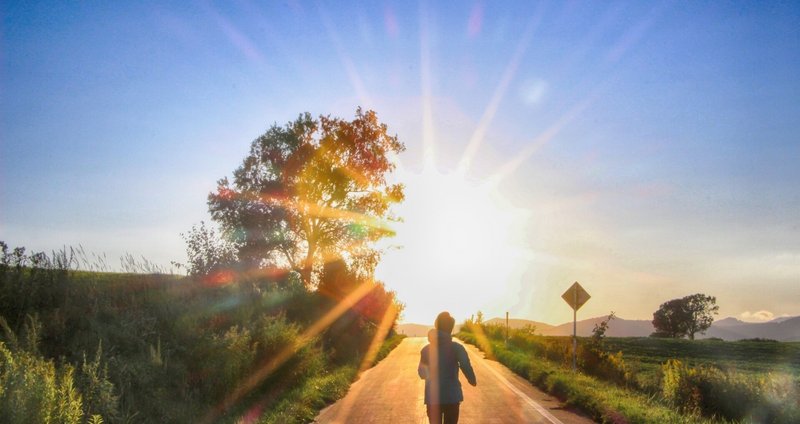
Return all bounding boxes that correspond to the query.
[174,221,237,277]
[207,108,405,287]
[651,298,689,338]
[681,293,719,340]
[651,294,718,340]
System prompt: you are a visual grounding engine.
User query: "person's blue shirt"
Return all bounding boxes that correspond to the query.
[418,330,477,405]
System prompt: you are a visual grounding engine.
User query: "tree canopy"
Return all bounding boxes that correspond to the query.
[651,293,719,340]
[207,108,405,287]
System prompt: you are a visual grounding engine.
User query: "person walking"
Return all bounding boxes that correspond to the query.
[418,311,477,424]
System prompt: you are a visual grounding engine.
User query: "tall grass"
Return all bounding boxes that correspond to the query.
[459,322,799,424]
[0,241,403,423]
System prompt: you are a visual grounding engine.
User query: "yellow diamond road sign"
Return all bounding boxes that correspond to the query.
[562,282,590,311]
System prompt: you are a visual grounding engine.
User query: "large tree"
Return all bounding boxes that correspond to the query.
[208,108,405,287]
[651,293,719,340]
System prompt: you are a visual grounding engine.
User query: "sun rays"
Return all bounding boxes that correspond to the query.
[203,281,386,423]
[193,3,663,419]
[456,3,545,178]
[419,0,437,172]
[319,4,373,109]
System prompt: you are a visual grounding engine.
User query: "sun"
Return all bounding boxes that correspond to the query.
[376,168,531,323]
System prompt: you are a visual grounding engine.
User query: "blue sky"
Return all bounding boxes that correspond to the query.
[2,1,799,324]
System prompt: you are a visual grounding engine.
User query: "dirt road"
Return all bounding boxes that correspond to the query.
[314,337,596,423]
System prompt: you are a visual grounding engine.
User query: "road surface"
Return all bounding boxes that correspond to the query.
[314,337,596,424]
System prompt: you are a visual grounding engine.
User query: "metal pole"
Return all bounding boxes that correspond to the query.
[505,312,509,346]
[572,289,577,371]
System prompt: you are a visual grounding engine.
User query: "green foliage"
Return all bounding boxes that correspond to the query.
[652,293,719,340]
[590,312,615,347]
[459,328,714,424]
[207,108,405,286]
[460,322,800,424]
[372,334,406,366]
[317,257,403,365]
[0,342,86,424]
[257,366,356,424]
[174,221,238,277]
[580,312,638,388]
[0,242,71,344]
[603,337,800,381]
[661,359,799,423]
[76,343,120,421]
[0,241,405,423]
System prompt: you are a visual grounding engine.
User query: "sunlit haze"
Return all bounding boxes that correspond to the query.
[2,1,798,326]
[376,168,531,323]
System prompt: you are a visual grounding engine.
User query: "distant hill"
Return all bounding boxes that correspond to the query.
[714,317,747,327]
[473,315,800,341]
[397,323,464,337]
[540,316,654,338]
[701,316,800,341]
[397,323,432,337]
[484,318,554,332]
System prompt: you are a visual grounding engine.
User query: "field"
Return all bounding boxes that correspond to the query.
[459,322,800,424]
[605,336,800,376]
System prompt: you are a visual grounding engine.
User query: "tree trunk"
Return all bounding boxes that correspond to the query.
[301,243,317,288]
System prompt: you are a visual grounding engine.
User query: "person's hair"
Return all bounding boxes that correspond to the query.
[435,311,455,334]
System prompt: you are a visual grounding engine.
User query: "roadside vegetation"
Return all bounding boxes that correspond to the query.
[0,242,404,423]
[0,109,409,423]
[458,319,799,424]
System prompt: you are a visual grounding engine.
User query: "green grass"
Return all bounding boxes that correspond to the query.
[459,332,719,424]
[258,333,407,424]
[0,243,406,423]
[604,337,800,375]
[257,365,357,424]
[459,323,800,424]
[375,334,405,361]
[601,337,800,392]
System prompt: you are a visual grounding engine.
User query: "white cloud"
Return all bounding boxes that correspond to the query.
[738,310,790,322]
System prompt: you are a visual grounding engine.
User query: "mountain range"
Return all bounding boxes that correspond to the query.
[399,315,800,341]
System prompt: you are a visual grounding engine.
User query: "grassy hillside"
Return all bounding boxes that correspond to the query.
[0,243,403,423]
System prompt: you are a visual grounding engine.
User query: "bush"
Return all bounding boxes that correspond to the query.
[459,336,709,424]
[0,342,86,424]
[660,359,799,422]
[76,344,120,421]
[0,241,406,423]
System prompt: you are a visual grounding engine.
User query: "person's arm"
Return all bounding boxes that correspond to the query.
[418,347,429,379]
[456,344,477,386]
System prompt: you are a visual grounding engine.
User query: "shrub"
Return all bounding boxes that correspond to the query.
[0,342,86,424]
[0,241,405,423]
[76,344,120,421]
[660,359,799,422]
[174,221,238,277]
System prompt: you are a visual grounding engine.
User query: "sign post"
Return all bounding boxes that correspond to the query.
[561,282,590,372]
[505,312,509,347]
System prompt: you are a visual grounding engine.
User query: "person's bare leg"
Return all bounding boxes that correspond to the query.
[426,404,443,424]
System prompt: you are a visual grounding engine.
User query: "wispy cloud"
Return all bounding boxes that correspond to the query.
[739,310,789,322]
